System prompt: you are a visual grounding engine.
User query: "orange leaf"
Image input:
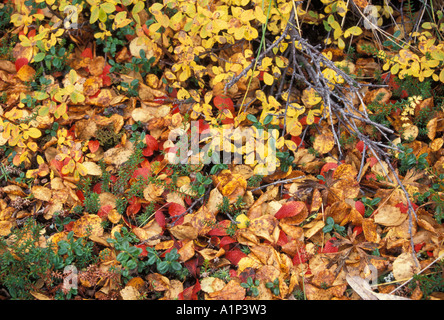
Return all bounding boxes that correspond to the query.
[88,140,100,153]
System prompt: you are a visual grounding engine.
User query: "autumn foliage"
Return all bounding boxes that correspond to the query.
[1,0,444,301]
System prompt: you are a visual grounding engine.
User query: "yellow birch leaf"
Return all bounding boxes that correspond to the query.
[27,127,41,139]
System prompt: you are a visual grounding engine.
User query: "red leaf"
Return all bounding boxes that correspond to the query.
[88,140,100,153]
[81,47,93,59]
[155,210,166,228]
[291,135,305,148]
[258,70,264,81]
[132,167,151,180]
[275,201,306,219]
[135,243,149,257]
[64,221,75,232]
[355,201,365,216]
[98,205,112,219]
[184,257,199,278]
[277,230,289,246]
[168,203,186,225]
[213,95,234,112]
[143,134,159,157]
[100,64,112,87]
[92,183,102,194]
[292,247,309,265]
[126,197,141,216]
[76,190,85,205]
[395,202,418,214]
[300,116,320,126]
[356,140,365,153]
[322,237,338,253]
[197,119,210,134]
[366,156,378,167]
[353,226,363,235]
[179,279,200,300]
[15,57,28,72]
[219,236,236,250]
[207,220,230,236]
[225,249,247,265]
[320,162,338,176]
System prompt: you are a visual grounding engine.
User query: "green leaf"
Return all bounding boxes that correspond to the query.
[157,261,169,274]
[247,114,258,123]
[126,259,137,270]
[34,52,45,62]
[322,224,333,233]
[263,114,273,125]
[132,1,145,14]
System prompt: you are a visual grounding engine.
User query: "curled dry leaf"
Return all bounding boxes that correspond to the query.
[212,169,247,203]
[201,277,226,294]
[248,214,280,244]
[207,279,246,300]
[146,273,170,291]
[374,205,407,227]
[169,224,198,240]
[346,274,410,300]
[120,285,141,300]
[31,186,52,202]
[392,252,420,281]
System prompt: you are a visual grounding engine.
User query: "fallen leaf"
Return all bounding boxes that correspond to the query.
[207,279,246,300]
[392,252,420,281]
[313,132,335,154]
[120,285,141,300]
[374,205,407,227]
[346,274,410,300]
[72,214,104,237]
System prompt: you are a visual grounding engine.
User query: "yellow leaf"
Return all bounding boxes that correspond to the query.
[338,37,345,50]
[254,6,267,24]
[313,132,335,154]
[61,159,75,175]
[236,214,250,229]
[285,139,297,151]
[132,1,144,14]
[302,87,322,106]
[76,162,88,176]
[344,26,362,38]
[263,72,274,85]
[27,127,41,139]
[439,68,444,82]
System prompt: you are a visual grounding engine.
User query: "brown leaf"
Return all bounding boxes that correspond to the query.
[89,56,106,76]
[146,273,170,291]
[169,224,198,240]
[346,274,410,300]
[207,279,246,300]
[31,185,52,202]
[374,205,407,227]
[362,218,380,243]
[120,285,141,300]
[178,239,195,262]
[72,214,104,237]
[213,169,247,203]
[313,131,335,154]
[248,215,280,244]
[201,277,226,294]
[364,88,391,105]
